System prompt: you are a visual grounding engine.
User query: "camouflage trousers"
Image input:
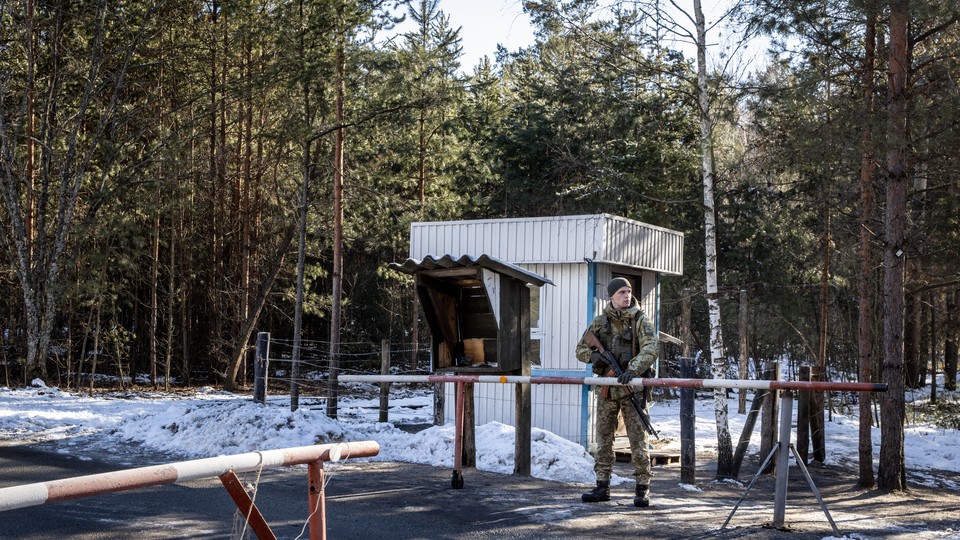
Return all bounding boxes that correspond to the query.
[593,393,651,485]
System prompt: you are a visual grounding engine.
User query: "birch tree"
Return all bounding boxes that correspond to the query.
[0,0,158,382]
[692,0,735,479]
[519,0,744,477]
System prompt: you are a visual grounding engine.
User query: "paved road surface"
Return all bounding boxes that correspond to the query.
[2,440,959,539]
[0,443,617,539]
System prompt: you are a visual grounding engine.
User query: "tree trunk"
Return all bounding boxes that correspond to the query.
[165,209,176,392]
[208,0,219,370]
[25,0,36,270]
[682,287,692,358]
[878,0,909,492]
[150,176,161,388]
[223,223,297,391]
[946,289,959,392]
[818,207,830,371]
[410,294,420,372]
[693,0,733,480]
[239,33,254,388]
[926,292,936,403]
[738,290,748,414]
[0,0,126,383]
[904,291,921,388]
[89,300,102,396]
[290,132,309,408]
[856,4,878,490]
[326,17,346,420]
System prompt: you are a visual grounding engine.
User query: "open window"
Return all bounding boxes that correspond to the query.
[389,255,552,374]
[529,284,543,365]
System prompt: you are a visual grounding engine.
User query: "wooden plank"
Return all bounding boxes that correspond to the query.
[613,438,681,466]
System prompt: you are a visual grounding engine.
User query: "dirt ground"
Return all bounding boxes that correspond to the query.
[319,450,960,540]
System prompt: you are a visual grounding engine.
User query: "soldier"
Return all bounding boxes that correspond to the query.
[576,276,658,507]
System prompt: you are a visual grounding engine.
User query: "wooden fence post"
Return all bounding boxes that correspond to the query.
[463,383,476,468]
[731,387,767,478]
[433,381,444,426]
[810,364,826,462]
[759,361,780,474]
[797,365,811,464]
[738,289,749,414]
[680,357,697,485]
[379,339,390,423]
[253,332,270,404]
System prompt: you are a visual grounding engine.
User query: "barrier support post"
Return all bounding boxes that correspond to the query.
[308,460,326,540]
[452,380,465,488]
[219,471,277,540]
[772,390,794,528]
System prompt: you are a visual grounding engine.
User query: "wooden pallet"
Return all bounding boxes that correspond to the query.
[613,439,681,465]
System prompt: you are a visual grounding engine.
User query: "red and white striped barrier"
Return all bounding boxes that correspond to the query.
[0,440,380,512]
[338,374,887,393]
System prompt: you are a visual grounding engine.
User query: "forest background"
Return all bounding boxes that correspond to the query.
[0,0,958,484]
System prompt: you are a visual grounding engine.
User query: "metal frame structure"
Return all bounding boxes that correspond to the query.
[0,441,380,540]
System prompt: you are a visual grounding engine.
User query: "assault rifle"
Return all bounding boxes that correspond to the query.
[584,331,660,439]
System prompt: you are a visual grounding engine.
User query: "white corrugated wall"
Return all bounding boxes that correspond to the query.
[411,215,607,265]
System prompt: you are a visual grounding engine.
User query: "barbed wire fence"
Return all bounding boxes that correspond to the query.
[256,335,436,406]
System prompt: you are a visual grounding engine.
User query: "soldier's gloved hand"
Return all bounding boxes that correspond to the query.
[590,351,608,369]
[617,371,635,385]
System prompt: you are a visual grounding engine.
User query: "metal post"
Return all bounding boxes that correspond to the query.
[680,357,696,485]
[308,460,326,540]
[772,390,794,528]
[253,332,270,404]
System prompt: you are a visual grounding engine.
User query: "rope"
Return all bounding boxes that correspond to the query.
[232,451,265,540]
[293,445,351,540]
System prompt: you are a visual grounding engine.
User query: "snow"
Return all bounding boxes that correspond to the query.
[2,376,959,536]
[4,378,958,487]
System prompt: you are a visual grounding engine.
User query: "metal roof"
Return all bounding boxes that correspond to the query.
[408,214,683,275]
[389,254,554,287]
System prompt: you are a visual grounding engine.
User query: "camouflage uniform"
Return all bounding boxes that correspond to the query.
[576,295,658,485]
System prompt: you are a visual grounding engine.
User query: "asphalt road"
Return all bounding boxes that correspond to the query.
[0,442,611,540]
[5,440,958,539]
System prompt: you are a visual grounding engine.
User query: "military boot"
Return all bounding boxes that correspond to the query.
[634,484,650,507]
[581,480,610,503]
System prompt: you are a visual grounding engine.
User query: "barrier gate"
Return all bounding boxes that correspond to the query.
[0,440,380,540]
[340,373,887,535]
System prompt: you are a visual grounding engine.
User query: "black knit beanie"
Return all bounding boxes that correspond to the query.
[607,277,631,297]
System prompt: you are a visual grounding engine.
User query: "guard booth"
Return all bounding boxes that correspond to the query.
[406,214,684,452]
[389,254,553,485]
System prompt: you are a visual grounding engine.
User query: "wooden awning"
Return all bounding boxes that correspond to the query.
[389,254,553,288]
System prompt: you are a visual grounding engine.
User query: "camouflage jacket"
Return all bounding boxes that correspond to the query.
[576,295,658,401]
